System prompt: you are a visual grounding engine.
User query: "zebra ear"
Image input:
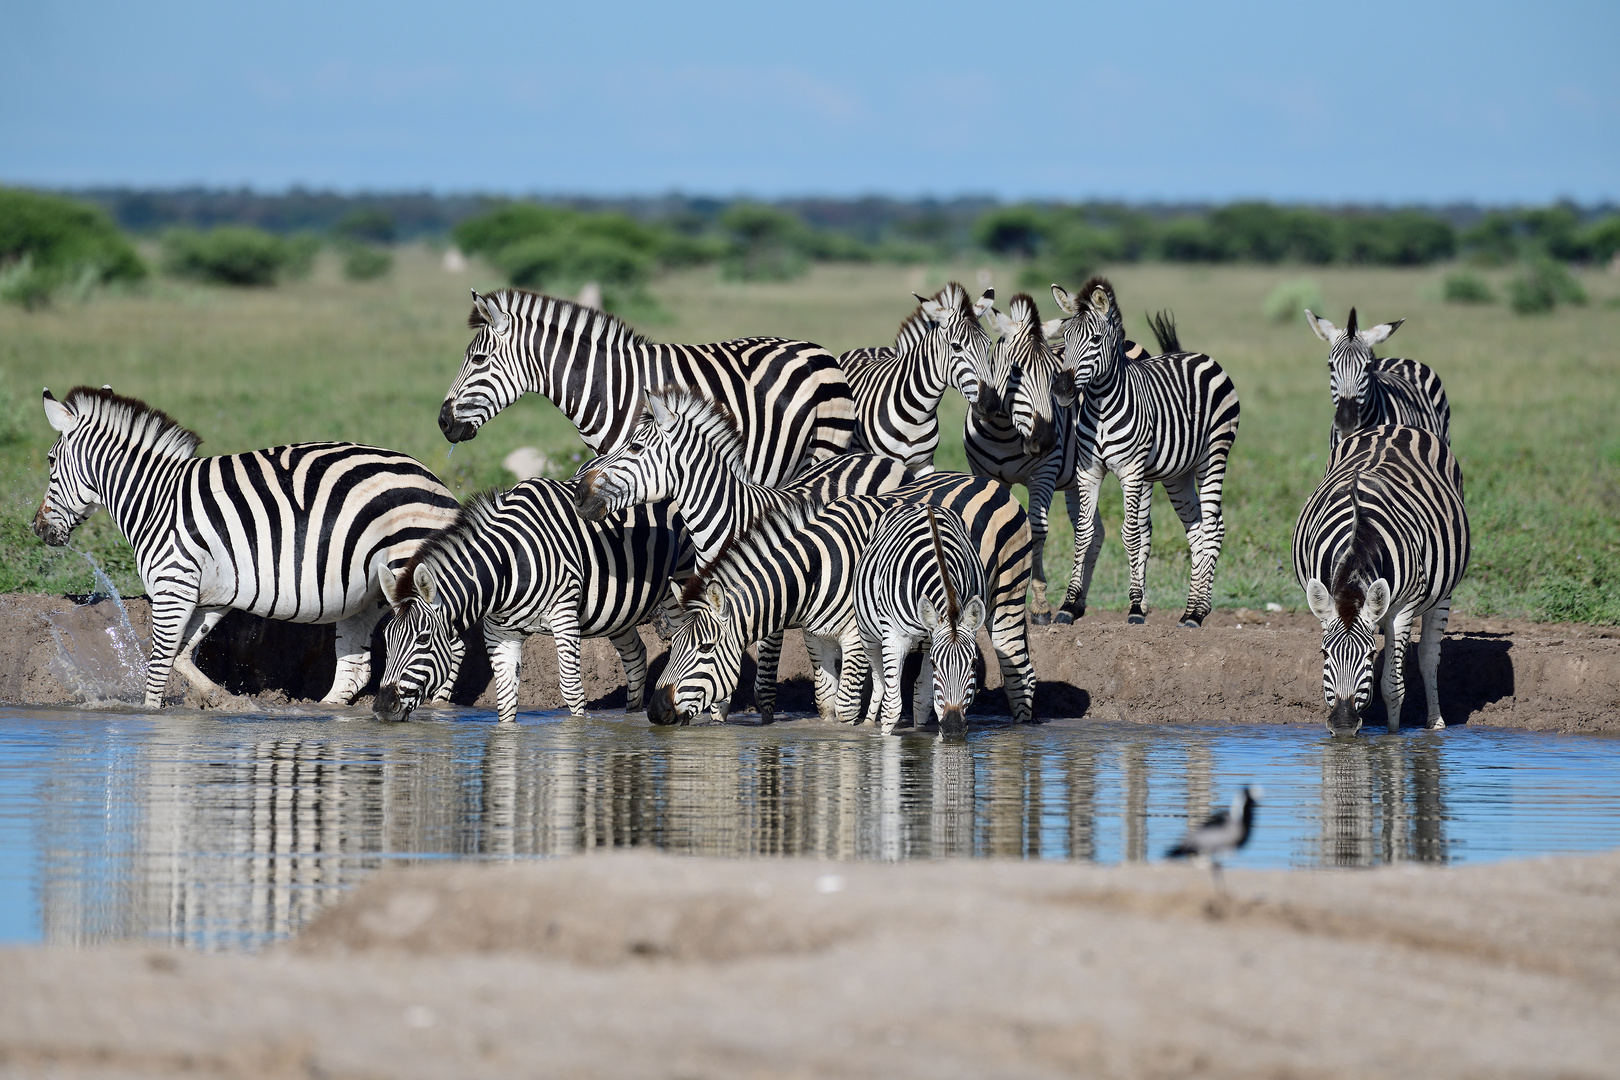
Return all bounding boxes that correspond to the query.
[961,595,986,633]
[1050,284,1078,316]
[990,308,1018,340]
[646,392,676,431]
[920,597,941,632]
[974,289,996,319]
[1304,310,1338,342]
[1365,578,1392,624]
[472,290,510,335]
[378,564,407,607]
[414,564,440,608]
[1041,318,1064,341]
[1088,285,1112,314]
[1359,318,1404,346]
[1305,578,1336,623]
[42,390,78,434]
[702,581,727,616]
[919,297,949,323]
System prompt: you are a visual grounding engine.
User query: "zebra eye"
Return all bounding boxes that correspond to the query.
[468,353,489,368]
[628,442,644,454]
[1089,334,1101,345]
[1321,648,1329,658]
[697,641,715,654]
[416,632,432,646]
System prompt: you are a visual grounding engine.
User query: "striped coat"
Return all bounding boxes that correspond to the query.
[1304,308,1451,457]
[35,387,460,708]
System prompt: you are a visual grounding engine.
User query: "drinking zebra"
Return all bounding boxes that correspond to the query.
[440,289,856,486]
[1050,277,1242,627]
[372,481,693,723]
[963,294,1161,622]
[839,283,995,474]
[34,387,462,709]
[1292,425,1469,736]
[573,385,914,721]
[1304,308,1451,455]
[854,504,987,737]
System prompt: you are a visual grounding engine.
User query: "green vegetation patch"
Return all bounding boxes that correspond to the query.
[0,188,147,308]
[162,226,319,286]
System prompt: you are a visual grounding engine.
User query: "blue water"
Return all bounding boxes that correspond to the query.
[0,705,1617,951]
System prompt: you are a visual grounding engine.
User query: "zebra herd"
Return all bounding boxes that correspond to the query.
[31,276,1468,738]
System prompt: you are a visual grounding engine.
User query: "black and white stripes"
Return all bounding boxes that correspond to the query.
[35,386,461,708]
[1292,425,1470,735]
[440,289,856,486]
[1304,308,1451,455]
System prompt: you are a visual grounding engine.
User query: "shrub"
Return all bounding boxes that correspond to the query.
[1442,271,1495,304]
[719,204,809,282]
[1508,258,1587,315]
[973,205,1047,258]
[342,245,393,281]
[496,231,651,290]
[332,209,396,245]
[1157,217,1225,261]
[162,226,303,286]
[1020,220,1121,289]
[1581,214,1620,265]
[452,205,672,294]
[0,188,146,306]
[1262,278,1325,324]
[1461,212,1519,266]
[1339,211,1455,266]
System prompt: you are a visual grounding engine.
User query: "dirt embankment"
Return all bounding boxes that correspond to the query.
[2,592,1618,733]
[2,850,1618,1079]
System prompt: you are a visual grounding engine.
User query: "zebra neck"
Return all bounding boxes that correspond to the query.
[672,463,778,564]
[1084,357,1129,414]
[896,339,953,409]
[530,315,647,452]
[98,454,188,553]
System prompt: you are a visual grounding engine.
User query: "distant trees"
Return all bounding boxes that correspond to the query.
[0,189,146,308]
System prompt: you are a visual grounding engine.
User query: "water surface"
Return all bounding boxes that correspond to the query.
[1,706,1617,951]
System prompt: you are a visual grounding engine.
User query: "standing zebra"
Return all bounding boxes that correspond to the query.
[574,386,914,721]
[1293,425,1469,736]
[1304,308,1451,454]
[964,294,1160,622]
[440,289,855,486]
[1050,278,1241,626]
[855,504,987,737]
[373,482,692,723]
[840,283,995,473]
[34,387,462,709]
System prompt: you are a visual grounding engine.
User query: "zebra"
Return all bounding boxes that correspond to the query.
[440,288,856,486]
[854,504,987,738]
[1293,425,1469,736]
[574,385,914,722]
[964,294,1162,622]
[647,472,1036,729]
[1304,308,1451,455]
[839,283,995,474]
[1050,277,1242,627]
[34,386,462,709]
[372,480,693,723]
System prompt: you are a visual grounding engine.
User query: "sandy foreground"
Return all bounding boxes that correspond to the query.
[2,850,1618,1079]
[3,592,1619,733]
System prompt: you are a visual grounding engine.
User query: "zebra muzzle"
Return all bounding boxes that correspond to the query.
[1326,697,1363,737]
[938,706,969,740]
[438,400,478,443]
[373,683,414,722]
[647,684,681,726]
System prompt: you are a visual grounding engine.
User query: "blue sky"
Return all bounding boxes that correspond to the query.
[1,0,1615,202]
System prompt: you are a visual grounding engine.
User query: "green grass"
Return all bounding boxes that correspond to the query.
[2,249,1617,623]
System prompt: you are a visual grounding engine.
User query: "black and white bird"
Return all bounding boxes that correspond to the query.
[1166,786,1263,882]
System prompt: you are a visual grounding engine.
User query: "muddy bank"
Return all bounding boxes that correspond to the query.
[2,850,1617,1079]
[2,592,1617,733]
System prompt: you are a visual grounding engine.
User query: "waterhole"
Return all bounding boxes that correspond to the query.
[0,706,1616,951]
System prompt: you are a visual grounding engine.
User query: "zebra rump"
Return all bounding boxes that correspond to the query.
[375,479,693,723]
[1292,425,1469,736]
[441,288,855,486]
[35,386,461,709]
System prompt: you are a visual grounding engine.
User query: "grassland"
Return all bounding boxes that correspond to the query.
[1,248,1616,622]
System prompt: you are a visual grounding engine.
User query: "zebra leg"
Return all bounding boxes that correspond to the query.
[1184,447,1233,628]
[324,605,387,704]
[610,625,649,713]
[754,628,784,725]
[862,637,888,727]
[1418,601,1452,730]
[484,625,525,724]
[988,608,1038,724]
[429,633,467,704]
[1025,472,1058,625]
[170,607,229,708]
[1057,469,1106,623]
[834,623,870,726]
[911,649,935,732]
[1119,469,1153,624]
[802,632,843,723]
[1163,474,1209,628]
[548,603,587,716]
[1379,609,1417,732]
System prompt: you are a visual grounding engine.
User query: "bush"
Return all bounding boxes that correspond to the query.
[0,188,146,306]
[342,245,393,281]
[1443,270,1495,304]
[331,209,396,245]
[1156,217,1225,261]
[719,204,809,282]
[1581,215,1620,265]
[1206,203,1337,264]
[1339,211,1455,266]
[452,205,671,295]
[1262,278,1325,324]
[1461,212,1520,266]
[1509,258,1587,315]
[973,205,1047,258]
[162,226,307,286]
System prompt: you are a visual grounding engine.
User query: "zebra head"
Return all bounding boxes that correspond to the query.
[1051,276,1126,395]
[574,390,693,522]
[648,579,744,726]
[921,594,985,739]
[1304,308,1405,445]
[374,563,456,722]
[984,294,1073,457]
[906,283,994,408]
[440,290,526,443]
[1304,574,1392,736]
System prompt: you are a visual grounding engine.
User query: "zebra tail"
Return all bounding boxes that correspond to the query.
[1146,310,1181,355]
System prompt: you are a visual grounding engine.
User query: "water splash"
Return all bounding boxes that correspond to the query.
[446,444,455,460]
[43,551,148,705]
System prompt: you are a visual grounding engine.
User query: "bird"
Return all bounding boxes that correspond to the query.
[1166,785,1263,888]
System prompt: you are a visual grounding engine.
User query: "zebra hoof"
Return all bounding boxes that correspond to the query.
[1030,610,1052,626]
[759,710,775,726]
[1179,618,1202,628]
[1053,611,1073,625]
[1128,614,1146,625]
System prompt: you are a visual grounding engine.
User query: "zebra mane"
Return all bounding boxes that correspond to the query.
[62,387,202,460]
[1329,471,1383,628]
[679,489,826,607]
[925,506,960,626]
[642,385,751,483]
[1003,293,1042,337]
[468,288,651,348]
[896,282,974,348]
[400,487,507,596]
